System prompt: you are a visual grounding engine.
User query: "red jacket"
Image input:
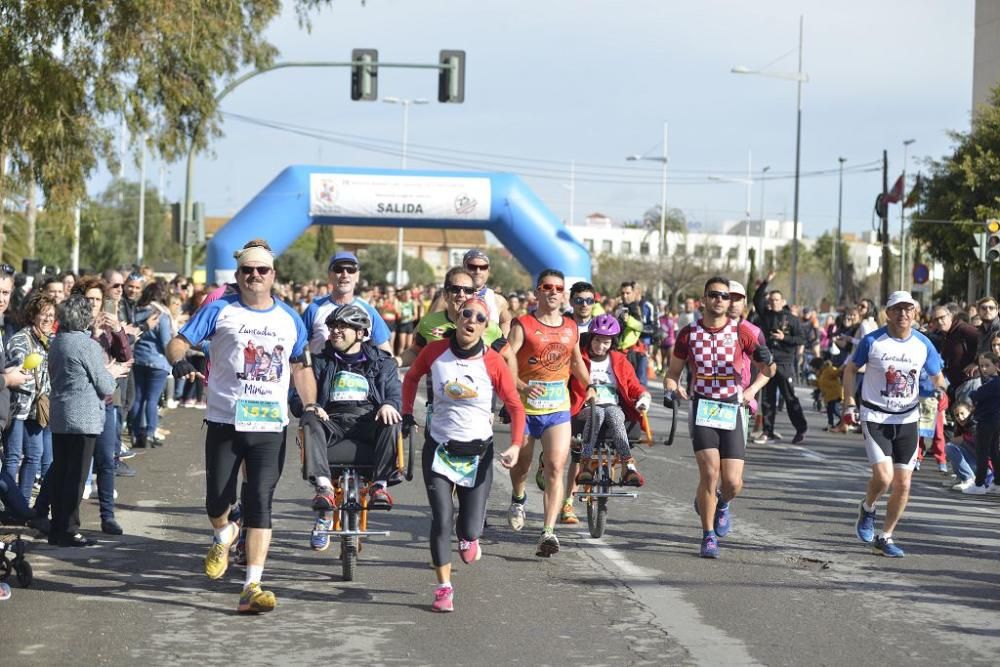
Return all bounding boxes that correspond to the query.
[569,349,647,422]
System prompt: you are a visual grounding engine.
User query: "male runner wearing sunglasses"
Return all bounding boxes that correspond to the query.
[567,281,605,335]
[302,251,393,357]
[507,269,594,556]
[428,250,512,336]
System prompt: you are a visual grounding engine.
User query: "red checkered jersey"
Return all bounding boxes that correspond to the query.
[673,319,765,400]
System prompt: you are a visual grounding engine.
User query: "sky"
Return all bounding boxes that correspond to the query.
[105,0,976,240]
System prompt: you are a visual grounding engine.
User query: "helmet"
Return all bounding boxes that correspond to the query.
[325,303,372,340]
[589,313,621,337]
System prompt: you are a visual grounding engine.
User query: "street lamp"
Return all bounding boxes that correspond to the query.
[626,122,669,262]
[835,157,846,305]
[759,165,771,274]
[708,149,753,282]
[900,138,916,290]
[383,96,429,288]
[732,15,808,304]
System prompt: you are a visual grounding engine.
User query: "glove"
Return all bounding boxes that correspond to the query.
[842,405,859,426]
[662,390,676,409]
[171,358,197,379]
[401,413,416,438]
[752,346,774,366]
[635,394,651,412]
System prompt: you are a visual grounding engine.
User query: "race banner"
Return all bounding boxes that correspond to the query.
[309,173,492,221]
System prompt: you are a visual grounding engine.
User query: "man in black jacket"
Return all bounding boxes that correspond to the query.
[752,273,808,444]
[299,304,402,550]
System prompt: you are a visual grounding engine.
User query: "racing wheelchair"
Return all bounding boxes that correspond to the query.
[297,417,414,582]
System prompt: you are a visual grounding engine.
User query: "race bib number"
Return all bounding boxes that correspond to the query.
[430,443,480,488]
[695,399,739,431]
[594,383,618,405]
[331,371,370,403]
[235,399,283,432]
[526,380,568,410]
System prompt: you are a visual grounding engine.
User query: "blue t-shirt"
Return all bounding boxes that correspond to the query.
[301,295,390,354]
[852,326,942,424]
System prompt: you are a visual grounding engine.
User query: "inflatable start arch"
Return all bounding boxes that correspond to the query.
[207,166,591,285]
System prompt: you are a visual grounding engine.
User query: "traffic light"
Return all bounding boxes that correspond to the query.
[351,49,378,101]
[438,50,465,103]
[987,219,1000,263]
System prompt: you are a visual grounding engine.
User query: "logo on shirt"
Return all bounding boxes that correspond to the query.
[442,375,479,400]
[881,366,917,399]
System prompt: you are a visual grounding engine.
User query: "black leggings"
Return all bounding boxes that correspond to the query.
[204,421,286,529]
[422,435,493,567]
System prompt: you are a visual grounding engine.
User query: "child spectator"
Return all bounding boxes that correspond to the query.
[946,401,987,491]
[810,356,843,431]
[967,352,1000,495]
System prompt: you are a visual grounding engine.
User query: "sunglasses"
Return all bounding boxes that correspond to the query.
[538,283,565,293]
[705,290,731,301]
[447,284,477,296]
[330,264,359,275]
[572,296,595,306]
[465,263,490,272]
[239,265,273,276]
[0,264,14,275]
[460,308,488,323]
[110,283,123,289]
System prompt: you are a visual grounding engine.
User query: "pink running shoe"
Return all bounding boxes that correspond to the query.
[458,539,481,564]
[431,585,454,612]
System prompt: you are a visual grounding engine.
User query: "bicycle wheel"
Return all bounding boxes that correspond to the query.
[341,475,359,582]
[594,497,608,538]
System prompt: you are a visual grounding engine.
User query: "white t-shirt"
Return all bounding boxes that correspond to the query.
[180,294,308,431]
[852,326,943,425]
[589,356,619,405]
[301,295,390,354]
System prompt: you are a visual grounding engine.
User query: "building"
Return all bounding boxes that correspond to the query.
[974,0,1000,113]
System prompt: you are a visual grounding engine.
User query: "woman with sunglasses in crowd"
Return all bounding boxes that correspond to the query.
[402,296,524,613]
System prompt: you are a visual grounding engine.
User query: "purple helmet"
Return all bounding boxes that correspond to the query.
[589,313,621,337]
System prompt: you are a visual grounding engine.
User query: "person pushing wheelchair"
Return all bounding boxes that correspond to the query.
[295,304,403,551]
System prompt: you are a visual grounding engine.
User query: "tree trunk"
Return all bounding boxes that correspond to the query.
[26,178,36,259]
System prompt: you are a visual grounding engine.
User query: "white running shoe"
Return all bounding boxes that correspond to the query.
[508,501,526,531]
[951,479,974,491]
[962,483,988,495]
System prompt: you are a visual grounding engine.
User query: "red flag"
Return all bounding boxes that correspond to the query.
[885,174,904,204]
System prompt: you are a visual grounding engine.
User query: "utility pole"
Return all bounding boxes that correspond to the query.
[880,150,890,305]
[835,157,846,305]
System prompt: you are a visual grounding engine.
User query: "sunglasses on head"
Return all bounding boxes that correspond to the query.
[460,308,488,323]
[239,265,272,276]
[127,272,143,281]
[330,264,359,275]
[0,264,14,276]
[705,290,731,301]
[465,263,490,272]
[447,284,477,296]
[538,283,565,293]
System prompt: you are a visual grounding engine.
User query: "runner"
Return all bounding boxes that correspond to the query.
[618,281,656,386]
[506,269,594,556]
[167,243,318,613]
[844,291,945,558]
[301,251,393,356]
[401,296,524,613]
[430,250,512,336]
[663,276,775,558]
[395,288,419,356]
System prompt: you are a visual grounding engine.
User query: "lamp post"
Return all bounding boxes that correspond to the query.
[383,96,429,288]
[627,122,669,258]
[758,165,771,273]
[900,138,916,290]
[709,149,754,282]
[732,15,807,304]
[835,157,846,305]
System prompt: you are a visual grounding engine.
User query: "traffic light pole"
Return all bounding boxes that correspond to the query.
[182,58,458,277]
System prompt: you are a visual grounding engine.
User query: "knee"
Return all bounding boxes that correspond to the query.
[721,477,743,498]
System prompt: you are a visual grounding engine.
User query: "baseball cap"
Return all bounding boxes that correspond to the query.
[728,281,747,297]
[328,251,360,269]
[463,249,490,266]
[885,291,918,309]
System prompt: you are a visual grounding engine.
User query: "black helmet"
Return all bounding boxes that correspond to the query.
[325,303,372,340]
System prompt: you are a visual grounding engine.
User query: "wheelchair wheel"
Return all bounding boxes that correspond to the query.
[341,511,358,582]
[14,560,32,588]
[587,496,607,538]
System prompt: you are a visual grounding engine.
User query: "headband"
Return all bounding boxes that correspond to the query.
[233,246,274,268]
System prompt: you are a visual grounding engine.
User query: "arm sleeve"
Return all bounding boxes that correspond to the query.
[851,333,873,366]
[380,356,403,411]
[402,344,434,414]
[156,314,172,353]
[108,328,133,362]
[672,325,691,359]
[486,350,526,446]
[738,322,765,355]
[615,353,646,403]
[752,280,768,315]
[86,341,117,397]
[178,298,224,347]
[783,316,805,347]
[301,302,317,337]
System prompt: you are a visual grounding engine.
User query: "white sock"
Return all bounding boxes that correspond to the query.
[214,522,237,544]
[881,532,892,541]
[437,581,452,589]
[316,477,332,491]
[244,565,263,588]
[862,500,875,513]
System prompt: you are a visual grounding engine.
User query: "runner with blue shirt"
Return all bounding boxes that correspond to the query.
[167,242,318,613]
[842,291,946,558]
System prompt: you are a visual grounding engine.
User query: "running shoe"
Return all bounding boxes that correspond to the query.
[536,531,560,557]
[622,465,645,487]
[791,430,806,445]
[770,431,784,441]
[855,502,876,543]
[458,538,481,564]
[535,452,545,491]
[752,433,769,445]
[205,528,236,580]
[369,485,393,510]
[312,487,338,512]
[961,483,988,495]
[237,582,276,613]
[699,534,719,558]
[951,479,974,491]
[872,535,905,558]
[311,517,332,551]
[508,497,526,531]
[560,500,579,525]
[431,585,454,612]
[714,503,731,538]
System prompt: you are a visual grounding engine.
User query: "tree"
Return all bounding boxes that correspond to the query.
[357,244,435,288]
[485,251,531,294]
[274,234,325,285]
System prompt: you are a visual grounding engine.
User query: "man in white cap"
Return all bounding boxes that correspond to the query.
[842,290,945,558]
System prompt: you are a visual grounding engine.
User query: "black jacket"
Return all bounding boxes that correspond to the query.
[313,341,402,413]
[752,280,804,364]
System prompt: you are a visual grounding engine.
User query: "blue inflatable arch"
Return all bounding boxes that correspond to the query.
[206,166,591,286]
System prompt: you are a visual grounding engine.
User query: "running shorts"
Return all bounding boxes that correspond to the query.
[862,420,918,470]
[525,410,571,439]
[688,396,747,460]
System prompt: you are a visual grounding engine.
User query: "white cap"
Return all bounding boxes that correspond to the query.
[728,281,747,297]
[885,291,918,309]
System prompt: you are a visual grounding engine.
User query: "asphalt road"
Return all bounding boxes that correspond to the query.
[3,387,998,666]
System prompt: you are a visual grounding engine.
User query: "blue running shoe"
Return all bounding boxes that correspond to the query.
[699,534,720,558]
[311,517,332,551]
[714,503,731,538]
[872,535,904,557]
[855,501,876,544]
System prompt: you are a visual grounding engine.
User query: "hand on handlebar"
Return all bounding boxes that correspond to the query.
[401,413,417,438]
[304,404,329,421]
[635,393,651,412]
